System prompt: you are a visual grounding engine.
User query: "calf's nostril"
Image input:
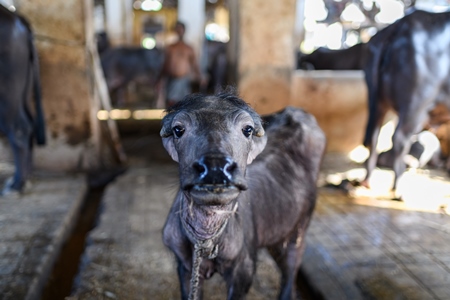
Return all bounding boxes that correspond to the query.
[224,161,237,177]
[193,161,207,177]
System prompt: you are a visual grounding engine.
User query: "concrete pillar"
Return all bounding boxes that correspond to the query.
[178,0,205,59]
[227,0,239,84]
[294,0,306,50]
[237,0,297,114]
[10,0,104,171]
[291,71,368,153]
[104,0,132,45]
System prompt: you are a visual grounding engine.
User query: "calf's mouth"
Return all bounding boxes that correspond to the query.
[188,183,245,205]
[180,194,238,242]
[182,154,247,205]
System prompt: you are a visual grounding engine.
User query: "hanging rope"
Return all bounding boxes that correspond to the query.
[189,243,203,300]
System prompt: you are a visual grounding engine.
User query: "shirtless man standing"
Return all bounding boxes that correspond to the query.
[158,21,204,107]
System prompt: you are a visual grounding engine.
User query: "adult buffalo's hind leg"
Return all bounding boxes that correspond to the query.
[2,122,33,196]
[390,58,443,195]
[362,105,389,188]
[391,104,431,195]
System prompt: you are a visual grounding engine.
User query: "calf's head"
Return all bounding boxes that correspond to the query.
[160,92,267,240]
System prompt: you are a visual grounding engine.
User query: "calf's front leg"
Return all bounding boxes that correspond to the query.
[224,251,255,300]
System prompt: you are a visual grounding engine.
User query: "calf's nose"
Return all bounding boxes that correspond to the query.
[193,155,237,185]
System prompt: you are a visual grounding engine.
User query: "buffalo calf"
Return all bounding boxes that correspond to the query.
[161,91,326,299]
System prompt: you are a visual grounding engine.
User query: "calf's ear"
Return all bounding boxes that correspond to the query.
[160,119,179,162]
[161,136,179,162]
[247,125,267,164]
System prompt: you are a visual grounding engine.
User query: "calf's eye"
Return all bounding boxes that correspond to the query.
[242,125,254,138]
[173,126,185,138]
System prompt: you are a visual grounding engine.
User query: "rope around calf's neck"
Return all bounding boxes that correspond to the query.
[183,202,238,300]
[188,232,223,300]
[188,223,231,300]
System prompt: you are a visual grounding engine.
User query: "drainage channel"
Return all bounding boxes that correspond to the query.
[40,171,119,300]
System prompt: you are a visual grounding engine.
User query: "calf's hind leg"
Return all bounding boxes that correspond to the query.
[268,229,308,300]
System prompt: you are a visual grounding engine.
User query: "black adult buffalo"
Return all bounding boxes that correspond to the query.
[362,10,450,195]
[161,90,326,299]
[0,5,46,196]
[297,42,367,70]
[100,47,163,106]
[96,31,110,54]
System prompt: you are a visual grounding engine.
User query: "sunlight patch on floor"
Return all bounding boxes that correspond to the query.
[325,166,450,214]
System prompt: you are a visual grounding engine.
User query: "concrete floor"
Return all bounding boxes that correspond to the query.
[303,189,450,299]
[304,153,450,299]
[0,168,87,300]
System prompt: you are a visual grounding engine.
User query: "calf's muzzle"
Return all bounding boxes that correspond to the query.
[187,154,247,205]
